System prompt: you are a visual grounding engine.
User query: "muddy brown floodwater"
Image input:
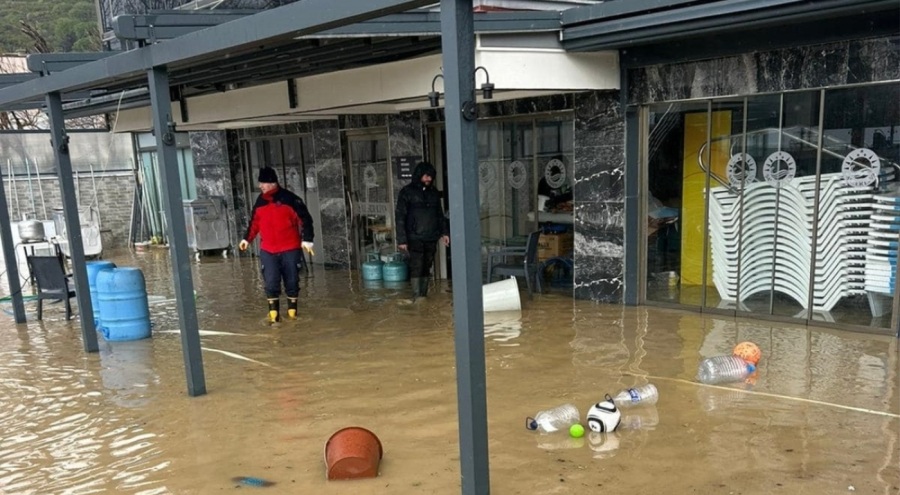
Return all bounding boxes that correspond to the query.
[0,249,898,494]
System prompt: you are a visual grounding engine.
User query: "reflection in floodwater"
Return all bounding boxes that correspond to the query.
[483,310,522,344]
[587,431,620,459]
[99,340,158,408]
[619,405,660,430]
[0,249,897,494]
[535,433,585,451]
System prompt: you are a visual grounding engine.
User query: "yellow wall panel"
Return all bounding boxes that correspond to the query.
[680,111,731,286]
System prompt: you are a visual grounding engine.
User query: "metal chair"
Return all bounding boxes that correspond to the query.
[485,230,543,298]
[26,253,76,320]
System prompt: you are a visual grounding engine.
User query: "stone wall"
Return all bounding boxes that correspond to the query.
[628,36,900,104]
[1,172,135,249]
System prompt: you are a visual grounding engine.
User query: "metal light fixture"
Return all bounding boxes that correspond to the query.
[427,66,493,109]
[428,74,444,108]
[474,66,494,100]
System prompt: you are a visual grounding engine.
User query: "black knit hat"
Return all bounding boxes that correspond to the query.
[258,167,278,183]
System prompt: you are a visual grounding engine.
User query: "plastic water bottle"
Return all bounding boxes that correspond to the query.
[696,356,756,385]
[612,384,659,408]
[526,403,580,433]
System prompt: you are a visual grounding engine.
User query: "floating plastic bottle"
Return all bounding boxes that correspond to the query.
[696,355,756,385]
[612,384,659,408]
[526,403,580,433]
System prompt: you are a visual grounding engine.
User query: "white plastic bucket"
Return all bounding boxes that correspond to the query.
[482,276,521,312]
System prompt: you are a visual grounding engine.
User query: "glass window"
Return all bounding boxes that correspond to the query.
[814,84,898,329]
[644,83,899,331]
[476,116,574,253]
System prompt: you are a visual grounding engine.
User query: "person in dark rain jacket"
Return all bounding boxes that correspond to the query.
[395,162,450,302]
[239,166,315,322]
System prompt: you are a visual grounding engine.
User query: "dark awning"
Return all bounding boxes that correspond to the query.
[561,0,899,66]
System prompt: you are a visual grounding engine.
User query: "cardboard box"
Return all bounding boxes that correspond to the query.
[537,233,573,261]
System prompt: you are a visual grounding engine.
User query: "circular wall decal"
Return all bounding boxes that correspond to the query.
[363,164,378,188]
[762,151,796,187]
[479,162,497,187]
[544,158,567,189]
[507,160,527,190]
[726,153,757,189]
[841,148,880,188]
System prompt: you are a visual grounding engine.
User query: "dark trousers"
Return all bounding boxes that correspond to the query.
[407,239,437,278]
[260,248,302,298]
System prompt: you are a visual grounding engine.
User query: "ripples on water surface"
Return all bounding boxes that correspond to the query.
[0,249,897,494]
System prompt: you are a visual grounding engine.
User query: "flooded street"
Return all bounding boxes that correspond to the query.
[1,249,898,494]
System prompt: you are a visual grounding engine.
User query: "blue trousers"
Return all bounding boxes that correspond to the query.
[260,248,302,298]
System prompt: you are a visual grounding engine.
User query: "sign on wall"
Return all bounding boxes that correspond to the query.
[394,156,420,180]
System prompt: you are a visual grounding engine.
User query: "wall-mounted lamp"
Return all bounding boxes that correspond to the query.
[474,66,494,100]
[426,66,494,109]
[428,74,444,108]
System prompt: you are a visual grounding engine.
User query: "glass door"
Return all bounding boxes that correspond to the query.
[476,116,574,255]
[239,135,321,256]
[347,133,392,271]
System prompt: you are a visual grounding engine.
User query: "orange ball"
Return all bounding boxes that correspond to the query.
[733,341,761,365]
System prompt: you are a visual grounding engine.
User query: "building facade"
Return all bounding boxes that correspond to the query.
[87,0,898,334]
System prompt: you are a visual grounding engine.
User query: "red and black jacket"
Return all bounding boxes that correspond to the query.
[244,186,314,254]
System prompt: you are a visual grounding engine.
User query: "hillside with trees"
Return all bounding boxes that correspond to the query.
[0,0,99,53]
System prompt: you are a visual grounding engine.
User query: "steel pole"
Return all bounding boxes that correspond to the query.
[440,1,490,493]
[46,92,98,352]
[147,65,206,397]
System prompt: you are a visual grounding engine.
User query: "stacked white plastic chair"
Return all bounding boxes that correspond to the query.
[865,190,899,316]
[709,171,877,313]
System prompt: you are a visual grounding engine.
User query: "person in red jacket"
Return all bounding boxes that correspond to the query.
[239,167,315,322]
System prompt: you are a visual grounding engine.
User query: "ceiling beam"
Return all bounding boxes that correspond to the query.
[0,0,433,108]
[26,52,121,75]
[113,10,259,42]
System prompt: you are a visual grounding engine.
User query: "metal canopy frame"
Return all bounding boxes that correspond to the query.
[0,0,436,106]
[4,10,563,118]
[561,0,899,51]
[0,0,492,491]
[113,10,262,43]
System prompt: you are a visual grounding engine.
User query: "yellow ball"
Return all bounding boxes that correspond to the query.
[569,424,585,438]
[733,341,762,365]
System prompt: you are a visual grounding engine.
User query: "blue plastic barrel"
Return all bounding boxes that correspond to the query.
[86,260,116,326]
[96,267,151,341]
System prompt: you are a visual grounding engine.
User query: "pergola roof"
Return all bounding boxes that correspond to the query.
[0,7,562,116]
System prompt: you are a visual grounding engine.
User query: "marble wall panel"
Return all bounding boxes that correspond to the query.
[629,36,900,104]
[311,121,350,267]
[572,91,626,303]
[388,111,425,203]
[226,131,248,240]
[340,115,388,130]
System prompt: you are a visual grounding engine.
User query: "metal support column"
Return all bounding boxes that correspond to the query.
[46,92,98,352]
[623,101,641,305]
[0,167,25,323]
[440,1,490,493]
[147,66,206,397]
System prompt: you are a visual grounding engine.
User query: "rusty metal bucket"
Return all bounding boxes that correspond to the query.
[324,426,383,480]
